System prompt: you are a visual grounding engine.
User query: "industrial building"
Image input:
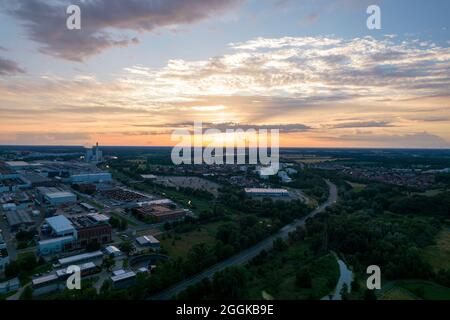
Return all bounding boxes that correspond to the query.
[38,236,75,256]
[0,165,19,180]
[85,143,103,163]
[244,188,289,197]
[135,235,160,249]
[0,192,33,209]
[38,215,78,255]
[278,171,293,183]
[87,213,110,223]
[5,210,34,232]
[111,270,136,289]
[57,250,104,267]
[20,172,53,187]
[134,203,187,222]
[5,161,30,170]
[45,215,77,238]
[55,262,99,279]
[45,191,77,206]
[80,202,96,212]
[31,274,62,296]
[38,187,77,206]
[70,172,112,184]
[38,214,112,255]
[0,177,31,193]
[104,245,122,257]
[32,261,100,296]
[141,174,157,180]
[70,215,112,248]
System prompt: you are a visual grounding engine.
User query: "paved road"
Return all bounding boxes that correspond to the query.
[150,180,338,300]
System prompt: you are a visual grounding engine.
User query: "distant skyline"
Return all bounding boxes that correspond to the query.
[0,0,449,148]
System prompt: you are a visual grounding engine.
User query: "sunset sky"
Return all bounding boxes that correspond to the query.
[0,0,449,148]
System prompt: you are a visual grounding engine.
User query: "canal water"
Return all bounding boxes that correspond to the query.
[321,258,353,300]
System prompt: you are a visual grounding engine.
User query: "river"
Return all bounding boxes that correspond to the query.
[321,257,353,300]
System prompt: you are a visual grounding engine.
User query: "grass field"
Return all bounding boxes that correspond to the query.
[379,286,418,300]
[160,221,223,258]
[421,228,450,271]
[346,181,367,192]
[395,280,450,300]
[412,189,444,197]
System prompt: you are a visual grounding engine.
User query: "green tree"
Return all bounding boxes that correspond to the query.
[119,241,134,256]
[100,279,113,295]
[211,266,248,299]
[119,219,128,231]
[20,286,33,300]
[102,254,115,271]
[296,268,312,288]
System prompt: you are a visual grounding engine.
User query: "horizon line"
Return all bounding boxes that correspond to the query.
[1,144,450,151]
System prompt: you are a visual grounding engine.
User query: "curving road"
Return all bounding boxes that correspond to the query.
[150,180,338,300]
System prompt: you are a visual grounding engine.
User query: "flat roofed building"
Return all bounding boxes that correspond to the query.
[57,250,103,266]
[80,202,96,212]
[136,235,160,248]
[111,271,136,289]
[112,269,126,277]
[44,191,77,206]
[5,161,30,170]
[38,235,74,256]
[134,204,187,222]
[45,215,76,238]
[20,173,52,187]
[70,215,112,248]
[32,273,59,287]
[0,165,19,181]
[137,267,149,274]
[2,203,16,211]
[244,188,289,197]
[71,173,112,184]
[56,262,98,279]
[141,174,157,180]
[5,210,34,231]
[87,213,110,223]
[104,245,121,256]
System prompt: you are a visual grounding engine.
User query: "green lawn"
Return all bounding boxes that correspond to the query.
[421,228,450,271]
